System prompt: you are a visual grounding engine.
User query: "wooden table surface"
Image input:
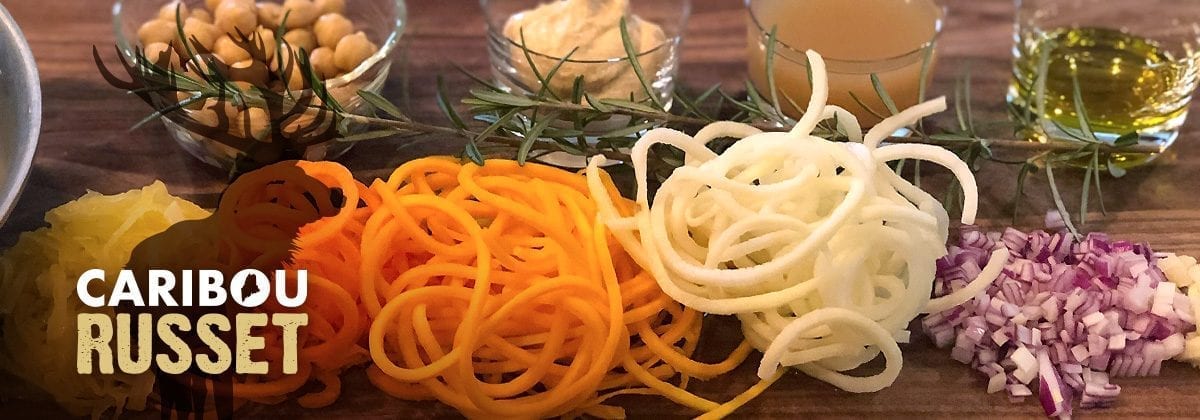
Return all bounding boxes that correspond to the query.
[2,0,1198,418]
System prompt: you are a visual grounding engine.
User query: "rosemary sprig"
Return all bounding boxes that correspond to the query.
[102,15,1153,226]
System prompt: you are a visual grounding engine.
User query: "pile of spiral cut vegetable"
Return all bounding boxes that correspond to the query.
[587,49,1004,405]
[0,182,210,417]
[924,224,1198,417]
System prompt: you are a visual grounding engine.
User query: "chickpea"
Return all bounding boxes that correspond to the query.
[281,0,318,29]
[214,2,257,37]
[190,105,219,128]
[213,35,251,63]
[247,27,277,62]
[237,107,272,141]
[157,1,190,21]
[190,9,214,23]
[333,31,377,72]
[308,47,337,79]
[312,13,352,49]
[256,2,284,28]
[282,111,331,140]
[193,97,238,128]
[222,105,269,140]
[182,18,220,51]
[227,59,270,87]
[270,46,309,90]
[283,28,317,52]
[144,42,178,69]
[314,0,344,15]
[137,19,178,46]
[286,70,308,90]
[271,44,300,74]
[209,0,254,11]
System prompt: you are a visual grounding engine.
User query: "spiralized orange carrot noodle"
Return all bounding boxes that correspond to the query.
[358,157,752,418]
[208,160,376,407]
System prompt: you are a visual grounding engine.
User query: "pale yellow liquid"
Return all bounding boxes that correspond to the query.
[748,0,942,126]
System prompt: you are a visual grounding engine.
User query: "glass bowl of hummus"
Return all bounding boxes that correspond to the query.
[113,0,406,171]
[482,0,691,108]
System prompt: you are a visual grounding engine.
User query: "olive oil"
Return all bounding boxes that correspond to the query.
[1008,27,1200,167]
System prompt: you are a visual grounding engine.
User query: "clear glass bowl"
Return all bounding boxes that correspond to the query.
[112,0,406,170]
[481,0,691,108]
[480,0,690,167]
[746,0,945,128]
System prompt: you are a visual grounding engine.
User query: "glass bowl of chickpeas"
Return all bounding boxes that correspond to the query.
[112,0,406,170]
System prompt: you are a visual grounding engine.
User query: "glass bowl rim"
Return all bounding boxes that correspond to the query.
[111,0,407,89]
[745,0,946,67]
[480,0,692,64]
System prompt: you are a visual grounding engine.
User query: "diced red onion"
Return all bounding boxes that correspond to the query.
[924,225,1198,417]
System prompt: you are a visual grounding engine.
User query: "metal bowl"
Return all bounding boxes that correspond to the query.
[0,3,40,228]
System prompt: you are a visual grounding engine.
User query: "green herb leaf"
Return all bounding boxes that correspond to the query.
[453,63,505,92]
[358,90,408,120]
[471,89,540,107]
[954,75,968,132]
[744,80,780,121]
[928,133,977,142]
[436,76,468,129]
[337,129,405,143]
[1080,156,1093,225]
[130,94,207,131]
[917,42,934,103]
[599,121,657,139]
[696,83,721,103]
[516,28,550,98]
[1033,40,1053,121]
[1050,120,1095,143]
[1113,132,1139,147]
[1091,151,1108,215]
[474,108,521,145]
[550,137,585,155]
[619,17,661,108]
[464,140,486,165]
[962,68,976,136]
[848,91,887,120]
[1108,162,1127,178]
[584,93,614,113]
[599,98,660,113]
[870,74,899,115]
[536,47,579,99]
[570,75,585,104]
[764,26,784,117]
[1070,72,1099,143]
[517,111,560,164]
[1045,163,1081,237]
[1011,162,1033,223]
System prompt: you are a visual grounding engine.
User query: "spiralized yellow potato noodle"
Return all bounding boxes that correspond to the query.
[587,50,1005,394]
[0,182,210,417]
[359,157,754,418]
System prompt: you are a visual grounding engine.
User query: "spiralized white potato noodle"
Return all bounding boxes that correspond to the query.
[586,50,1005,393]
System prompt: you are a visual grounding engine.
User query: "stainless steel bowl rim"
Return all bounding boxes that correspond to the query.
[0,3,41,227]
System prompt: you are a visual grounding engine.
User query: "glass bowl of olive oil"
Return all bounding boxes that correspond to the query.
[1008,0,1200,169]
